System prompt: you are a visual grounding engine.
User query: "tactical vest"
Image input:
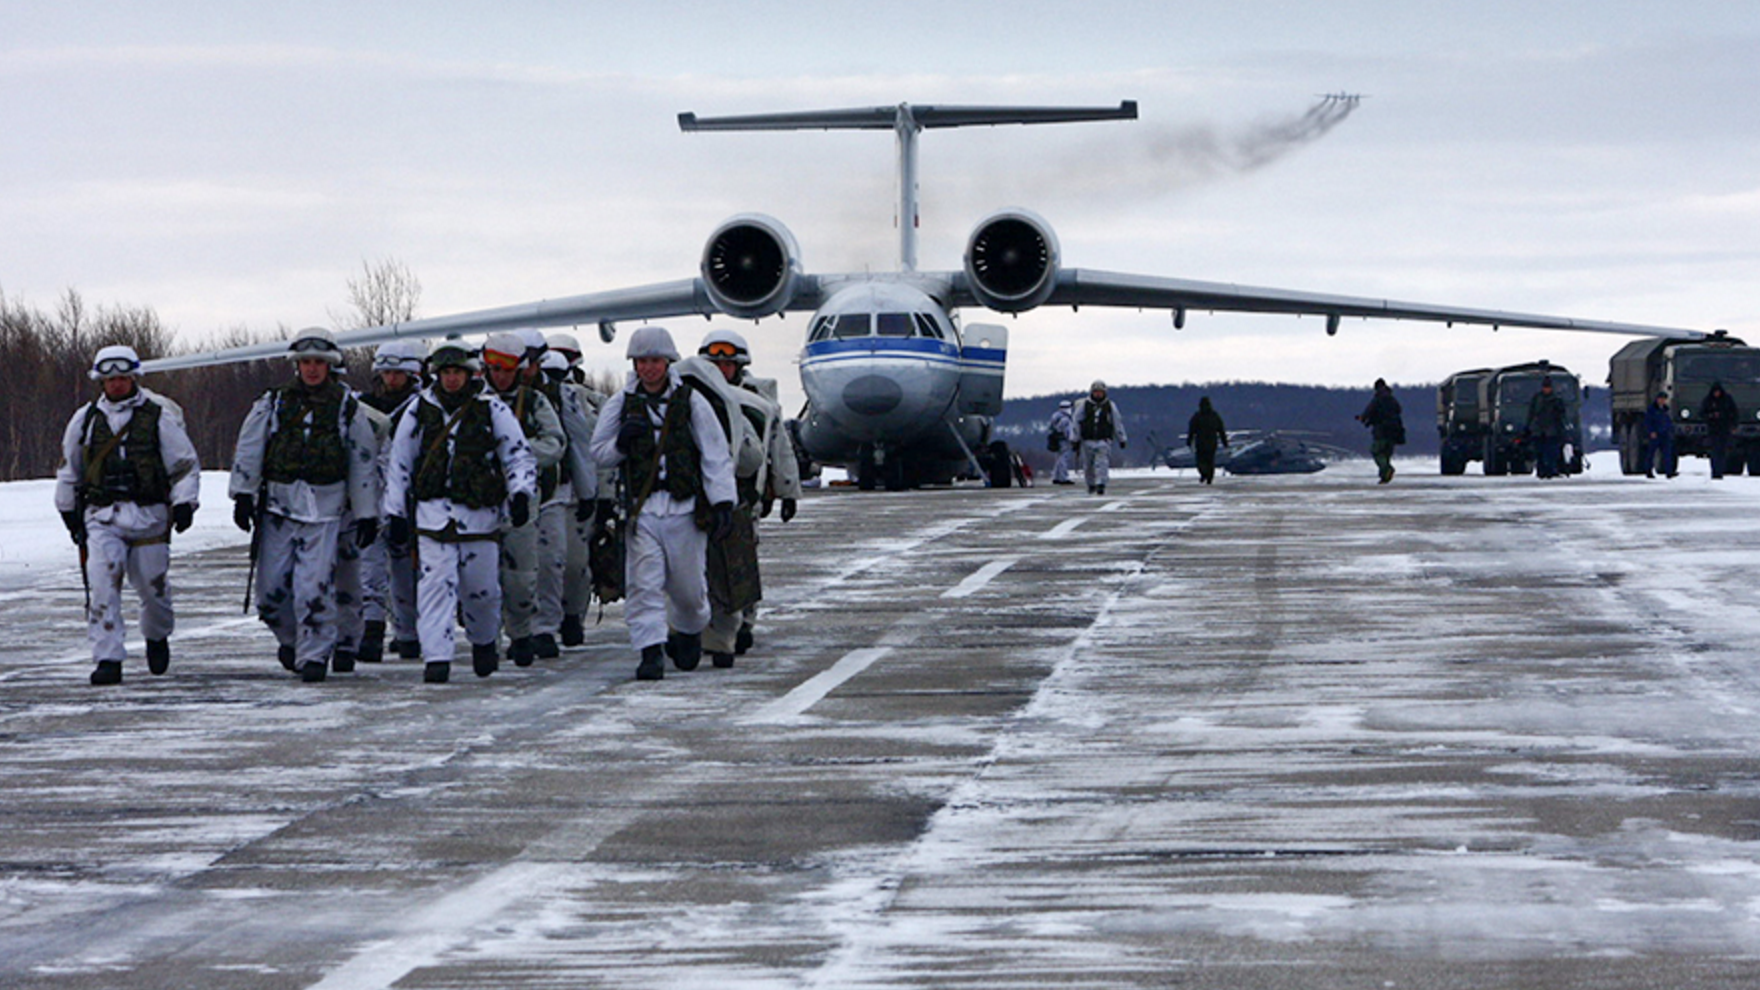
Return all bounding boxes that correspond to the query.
[263,380,352,486]
[80,398,171,507]
[411,390,509,510]
[621,384,705,511]
[1080,400,1115,441]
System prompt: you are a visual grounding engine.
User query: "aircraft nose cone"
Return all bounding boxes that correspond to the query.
[842,375,903,415]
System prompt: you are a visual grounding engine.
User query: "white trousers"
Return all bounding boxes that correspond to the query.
[624,510,709,651]
[1081,440,1113,489]
[255,514,342,667]
[498,520,540,641]
[1052,447,1075,483]
[533,501,569,636]
[417,536,502,664]
[83,509,173,664]
[334,521,364,653]
[564,510,592,617]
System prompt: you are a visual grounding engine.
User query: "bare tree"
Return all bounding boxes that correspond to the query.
[335,257,421,330]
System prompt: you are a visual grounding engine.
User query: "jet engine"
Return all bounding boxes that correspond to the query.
[963,209,1060,313]
[700,213,803,319]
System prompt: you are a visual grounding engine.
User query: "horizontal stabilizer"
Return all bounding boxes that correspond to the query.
[680,102,1137,132]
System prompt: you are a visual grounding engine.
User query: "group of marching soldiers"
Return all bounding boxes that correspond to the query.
[55,324,801,686]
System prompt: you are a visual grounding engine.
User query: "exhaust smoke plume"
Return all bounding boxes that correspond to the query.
[923,97,1363,221]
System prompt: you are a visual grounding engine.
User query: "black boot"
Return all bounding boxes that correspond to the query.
[636,643,665,681]
[533,632,560,660]
[424,661,450,684]
[711,651,735,669]
[90,660,123,686]
[735,623,754,656]
[472,642,499,678]
[392,638,422,661]
[300,660,327,683]
[277,645,297,672]
[332,649,356,674]
[672,632,701,671]
[560,614,585,647]
[509,636,536,668]
[358,620,385,663]
[146,638,170,676]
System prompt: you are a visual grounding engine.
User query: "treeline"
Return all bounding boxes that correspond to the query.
[0,286,619,483]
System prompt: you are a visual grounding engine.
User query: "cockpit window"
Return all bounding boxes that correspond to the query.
[914,313,945,340]
[832,314,871,339]
[876,313,912,337]
[808,316,835,342]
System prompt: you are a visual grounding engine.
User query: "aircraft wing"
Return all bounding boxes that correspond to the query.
[949,268,1707,339]
[138,278,745,374]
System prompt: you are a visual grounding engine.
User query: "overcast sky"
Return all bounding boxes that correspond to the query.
[6,1,1760,408]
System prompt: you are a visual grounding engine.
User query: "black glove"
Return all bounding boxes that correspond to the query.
[576,499,594,523]
[354,517,379,549]
[779,497,797,523]
[386,515,411,548]
[615,415,648,453]
[232,495,255,533]
[1119,440,1127,449]
[709,501,734,542]
[509,492,531,528]
[60,509,86,546]
[171,503,195,533]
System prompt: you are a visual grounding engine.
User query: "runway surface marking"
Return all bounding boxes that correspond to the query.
[941,557,1019,598]
[742,647,894,723]
[1038,518,1085,539]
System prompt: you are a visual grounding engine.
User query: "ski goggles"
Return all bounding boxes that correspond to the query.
[702,341,748,363]
[480,349,522,372]
[290,336,341,355]
[92,356,140,377]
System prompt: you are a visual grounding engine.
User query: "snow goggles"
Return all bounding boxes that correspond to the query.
[290,337,340,355]
[481,349,522,371]
[92,356,140,377]
[702,341,747,363]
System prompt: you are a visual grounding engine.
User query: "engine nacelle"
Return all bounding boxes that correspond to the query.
[700,213,803,319]
[963,209,1060,313]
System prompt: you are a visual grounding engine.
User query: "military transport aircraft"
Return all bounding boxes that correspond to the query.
[141,100,1705,490]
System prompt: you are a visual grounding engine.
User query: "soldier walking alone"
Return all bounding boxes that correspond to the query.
[1068,381,1127,495]
[1525,376,1568,479]
[55,345,202,685]
[1357,378,1405,485]
[1185,396,1229,485]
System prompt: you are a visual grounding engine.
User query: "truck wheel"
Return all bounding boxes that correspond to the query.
[1618,422,1643,475]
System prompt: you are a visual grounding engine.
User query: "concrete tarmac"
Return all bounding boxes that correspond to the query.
[3,462,1760,988]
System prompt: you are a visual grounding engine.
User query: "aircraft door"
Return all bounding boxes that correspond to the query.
[957,322,1009,417]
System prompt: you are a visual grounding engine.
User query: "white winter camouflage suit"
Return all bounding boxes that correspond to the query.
[230,384,380,669]
[381,383,537,666]
[588,367,736,652]
[54,387,201,668]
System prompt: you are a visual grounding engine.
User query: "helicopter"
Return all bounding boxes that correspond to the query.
[1158,430,1356,475]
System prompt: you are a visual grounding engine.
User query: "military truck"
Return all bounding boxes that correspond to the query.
[1480,361,1585,476]
[1437,368,1493,474]
[1438,361,1584,476]
[1609,331,1760,475]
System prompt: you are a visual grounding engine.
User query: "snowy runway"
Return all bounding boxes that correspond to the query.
[3,460,1759,988]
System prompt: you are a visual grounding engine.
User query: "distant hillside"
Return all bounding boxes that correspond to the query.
[994,382,1615,471]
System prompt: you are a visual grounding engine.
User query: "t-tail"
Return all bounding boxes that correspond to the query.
[679,101,1137,272]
